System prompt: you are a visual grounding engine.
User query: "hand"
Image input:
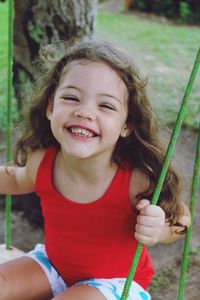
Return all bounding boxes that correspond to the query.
[135,199,165,246]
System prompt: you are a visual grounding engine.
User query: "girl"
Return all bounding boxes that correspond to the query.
[0,39,190,300]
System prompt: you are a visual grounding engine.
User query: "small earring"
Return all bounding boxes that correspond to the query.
[121,131,127,138]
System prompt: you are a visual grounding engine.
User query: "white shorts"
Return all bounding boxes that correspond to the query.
[26,244,151,300]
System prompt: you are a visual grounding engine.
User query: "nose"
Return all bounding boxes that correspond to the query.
[74,106,96,121]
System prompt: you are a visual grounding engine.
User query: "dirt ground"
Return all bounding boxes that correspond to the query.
[148,130,200,300]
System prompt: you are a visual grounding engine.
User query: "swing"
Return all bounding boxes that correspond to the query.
[0,1,200,299]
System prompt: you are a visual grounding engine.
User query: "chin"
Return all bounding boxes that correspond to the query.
[65,149,94,160]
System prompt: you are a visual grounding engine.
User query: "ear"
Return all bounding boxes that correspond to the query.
[120,124,132,138]
[46,100,53,120]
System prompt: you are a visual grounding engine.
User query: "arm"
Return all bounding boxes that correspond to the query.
[0,149,45,195]
[135,200,191,246]
[129,169,191,246]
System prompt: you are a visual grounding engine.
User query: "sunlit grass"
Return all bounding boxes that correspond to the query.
[96,11,200,128]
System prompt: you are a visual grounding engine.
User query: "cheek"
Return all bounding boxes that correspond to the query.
[118,110,129,131]
[48,110,63,132]
[51,105,67,120]
[105,122,123,141]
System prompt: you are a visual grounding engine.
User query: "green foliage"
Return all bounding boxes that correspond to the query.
[179,2,192,22]
[132,0,200,23]
[133,0,146,11]
[28,22,44,44]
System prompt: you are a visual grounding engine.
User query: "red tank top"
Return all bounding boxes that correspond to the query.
[35,147,154,290]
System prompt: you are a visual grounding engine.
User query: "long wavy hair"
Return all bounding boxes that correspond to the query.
[14,39,185,230]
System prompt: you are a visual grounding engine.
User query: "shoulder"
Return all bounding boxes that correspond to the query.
[129,168,150,209]
[26,148,46,183]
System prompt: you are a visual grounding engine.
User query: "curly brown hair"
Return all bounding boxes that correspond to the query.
[14,39,184,230]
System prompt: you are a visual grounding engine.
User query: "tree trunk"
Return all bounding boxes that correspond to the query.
[124,0,134,10]
[13,0,97,110]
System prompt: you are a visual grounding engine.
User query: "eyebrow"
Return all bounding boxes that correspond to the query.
[59,86,122,104]
[99,93,122,104]
[59,85,81,92]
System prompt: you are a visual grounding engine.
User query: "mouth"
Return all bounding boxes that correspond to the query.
[66,126,99,138]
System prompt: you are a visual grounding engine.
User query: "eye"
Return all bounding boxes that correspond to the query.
[61,96,79,102]
[99,103,116,111]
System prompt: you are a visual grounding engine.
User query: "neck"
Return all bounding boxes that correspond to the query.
[58,150,117,184]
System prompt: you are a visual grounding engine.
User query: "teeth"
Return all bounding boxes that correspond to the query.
[70,127,95,138]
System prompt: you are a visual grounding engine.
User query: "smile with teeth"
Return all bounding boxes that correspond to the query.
[68,127,96,138]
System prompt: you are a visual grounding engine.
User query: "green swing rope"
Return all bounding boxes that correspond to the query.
[5,0,14,250]
[121,46,200,300]
[177,123,200,300]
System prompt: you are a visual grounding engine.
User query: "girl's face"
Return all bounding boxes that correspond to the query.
[47,60,130,162]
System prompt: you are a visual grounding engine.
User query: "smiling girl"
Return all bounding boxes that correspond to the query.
[0,39,190,300]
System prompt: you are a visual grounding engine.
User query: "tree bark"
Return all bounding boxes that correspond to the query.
[13,0,97,110]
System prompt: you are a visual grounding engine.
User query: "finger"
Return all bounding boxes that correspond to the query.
[136,199,150,211]
[135,224,156,237]
[139,204,165,218]
[137,214,164,227]
[135,232,157,246]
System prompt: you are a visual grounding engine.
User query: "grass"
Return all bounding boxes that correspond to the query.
[0,3,200,132]
[96,10,200,129]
